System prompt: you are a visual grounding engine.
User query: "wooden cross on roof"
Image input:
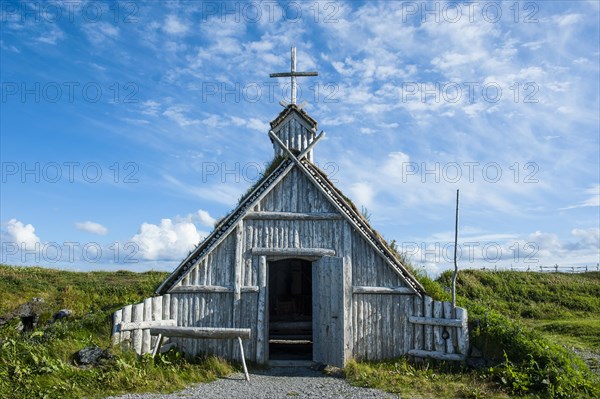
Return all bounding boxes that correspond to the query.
[270,47,318,106]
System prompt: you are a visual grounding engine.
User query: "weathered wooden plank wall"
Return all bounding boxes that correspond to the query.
[255,167,337,213]
[175,233,236,288]
[351,293,414,360]
[170,292,234,359]
[112,159,469,364]
[272,117,316,161]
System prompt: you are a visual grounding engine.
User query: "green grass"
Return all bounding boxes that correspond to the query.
[441,271,600,321]
[346,358,510,399]
[0,265,168,318]
[438,270,600,357]
[2,265,599,398]
[0,264,235,399]
[347,270,600,398]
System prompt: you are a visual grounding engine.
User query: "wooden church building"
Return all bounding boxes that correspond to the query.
[112,49,469,368]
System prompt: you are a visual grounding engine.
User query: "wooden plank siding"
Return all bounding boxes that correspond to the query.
[161,166,416,362]
[113,150,468,363]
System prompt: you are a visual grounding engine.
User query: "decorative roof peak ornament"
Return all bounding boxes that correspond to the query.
[270,47,318,106]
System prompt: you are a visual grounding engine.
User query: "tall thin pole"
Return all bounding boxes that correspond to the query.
[452,189,459,308]
[290,47,297,104]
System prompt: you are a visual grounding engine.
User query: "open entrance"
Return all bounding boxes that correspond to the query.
[268,258,313,361]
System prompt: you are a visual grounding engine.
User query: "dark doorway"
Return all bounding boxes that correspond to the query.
[268,258,312,360]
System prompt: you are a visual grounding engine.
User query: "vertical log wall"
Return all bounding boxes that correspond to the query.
[112,163,469,363]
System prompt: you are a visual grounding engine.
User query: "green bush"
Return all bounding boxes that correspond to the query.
[469,303,599,398]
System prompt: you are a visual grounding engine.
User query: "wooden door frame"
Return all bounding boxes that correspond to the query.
[255,249,350,365]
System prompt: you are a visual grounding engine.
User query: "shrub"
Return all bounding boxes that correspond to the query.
[469,304,599,398]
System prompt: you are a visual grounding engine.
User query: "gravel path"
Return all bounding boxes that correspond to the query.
[105,367,394,399]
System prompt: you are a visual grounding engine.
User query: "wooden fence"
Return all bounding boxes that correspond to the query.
[479,264,599,273]
[111,294,174,355]
[408,296,469,361]
[113,293,469,361]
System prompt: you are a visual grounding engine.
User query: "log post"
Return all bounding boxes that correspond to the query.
[233,223,244,330]
[121,305,132,351]
[456,307,469,356]
[111,309,122,346]
[413,296,423,351]
[423,296,433,351]
[238,336,250,381]
[141,297,152,354]
[256,255,267,364]
[132,303,144,355]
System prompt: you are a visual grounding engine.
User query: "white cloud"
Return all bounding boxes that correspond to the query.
[225,116,269,133]
[0,40,20,53]
[382,151,411,179]
[176,209,217,228]
[3,219,40,249]
[405,227,600,276]
[378,122,399,129]
[246,118,269,132]
[163,106,201,127]
[321,114,355,126]
[569,228,600,250]
[162,174,242,205]
[82,22,119,45]
[131,218,208,261]
[196,210,216,227]
[580,185,600,207]
[561,184,600,209]
[349,182,375,209]
[36,27,65,45]
[360,127,375,135]
[164,15,190,35]
[141,100,161,116]
[75,221,108,235]
[554,13,583,28]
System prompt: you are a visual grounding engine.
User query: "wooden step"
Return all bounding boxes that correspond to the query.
[269,339,312,345]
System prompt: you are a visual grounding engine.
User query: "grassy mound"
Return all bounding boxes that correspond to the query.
[0,265,235,399]
[347,270,600,398]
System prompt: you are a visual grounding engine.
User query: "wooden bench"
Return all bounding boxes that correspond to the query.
[149,326,252,381]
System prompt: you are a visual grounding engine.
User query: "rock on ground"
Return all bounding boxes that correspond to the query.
[104,367,394,399]
[75,346,112,366]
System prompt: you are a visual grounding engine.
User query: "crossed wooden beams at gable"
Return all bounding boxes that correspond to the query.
[157,127,424,295]
[268,130,425,296]
[155,132,324,294]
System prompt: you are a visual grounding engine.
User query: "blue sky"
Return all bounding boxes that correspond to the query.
[1,0,599,275]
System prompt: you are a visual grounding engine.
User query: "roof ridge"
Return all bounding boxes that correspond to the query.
[270,104,317,130]
[157,156,425,296]
[301,159,425,294]
[155,157,293,294]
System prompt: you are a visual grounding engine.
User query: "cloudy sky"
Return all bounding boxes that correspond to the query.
[1,0,599,275]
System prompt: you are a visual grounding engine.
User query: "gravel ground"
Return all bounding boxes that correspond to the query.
[573,348,600,376]
[105,367,394,399]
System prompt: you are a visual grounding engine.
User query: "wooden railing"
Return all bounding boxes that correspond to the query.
[409,295,469,361]
[113,293,469,363]
[479,264,599,273]
[111,294,172,355]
